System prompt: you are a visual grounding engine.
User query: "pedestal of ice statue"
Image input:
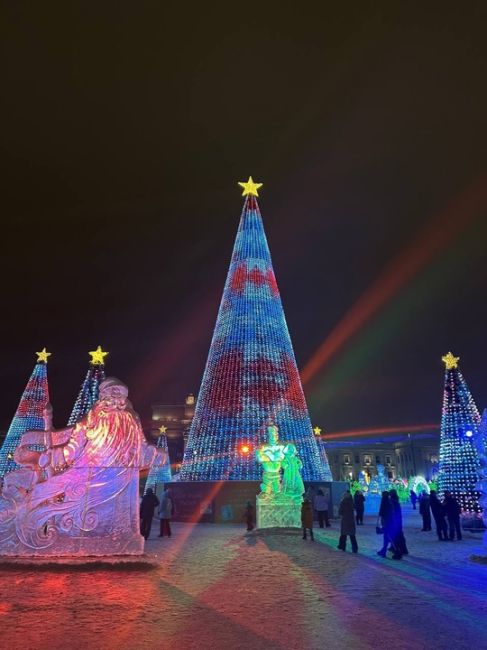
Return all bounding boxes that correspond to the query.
[255,424,304,528]
[0,378,163,557]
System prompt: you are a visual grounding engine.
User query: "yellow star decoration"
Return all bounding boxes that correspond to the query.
[36,348,51,363]
[158,425,167,434]
[89,345,109,366]
[238,176,263,197]
[313,426,322,436]
[442,351,460,370]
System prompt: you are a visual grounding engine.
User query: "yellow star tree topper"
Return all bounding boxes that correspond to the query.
[36,348,51,363]
[313,427,322,436]
[89,345,109,366]
[238,176,263,197]
[442,351,459,370]
[158,425,167,434]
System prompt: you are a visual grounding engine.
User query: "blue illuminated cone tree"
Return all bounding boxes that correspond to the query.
[67,346,108,426]
[0,349,51,478]
[180,178,332,481]
[145,426,172,492]
[438,352,482,513]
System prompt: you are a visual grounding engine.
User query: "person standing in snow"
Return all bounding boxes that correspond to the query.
[338,491,358,553]
[419,491,432,531]
[301,497,314,541]
[158,488,173,538]
[140,488,159,540]
[443,491,462,541]
[429,490,448,541]
[313,489,330,528]
[353,490,365,525]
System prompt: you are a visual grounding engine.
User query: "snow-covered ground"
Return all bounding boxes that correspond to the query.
[1,505,486,650]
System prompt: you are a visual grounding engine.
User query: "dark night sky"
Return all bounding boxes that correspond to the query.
[1,3,486,432]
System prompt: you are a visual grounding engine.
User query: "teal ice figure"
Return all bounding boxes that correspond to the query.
[256,424,304,528]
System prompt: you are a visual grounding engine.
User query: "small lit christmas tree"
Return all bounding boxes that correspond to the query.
[0,349,51,478]
[145,426,172,493]
[67,346,108,426]
[180,178,332,481]
[438,352,482,513]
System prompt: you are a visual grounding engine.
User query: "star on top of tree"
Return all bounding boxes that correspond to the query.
[36,348,51,363]
[89,345,109,366]
[238,176,263,197]
[158,425,167,434]
[442,351,460,370]
[313,426,322,436]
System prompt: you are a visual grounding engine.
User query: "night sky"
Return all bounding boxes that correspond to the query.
[1,4,486,432]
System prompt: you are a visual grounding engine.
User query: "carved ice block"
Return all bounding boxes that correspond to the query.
[256,495,301,529]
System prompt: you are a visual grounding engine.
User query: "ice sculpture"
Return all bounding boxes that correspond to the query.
[0,378,163,557]
[256,424,304,528]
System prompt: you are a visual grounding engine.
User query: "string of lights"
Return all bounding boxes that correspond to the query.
[438,352,482,513]
[67,346,108,426]
[180,179,332,481]
[0,350,51,478]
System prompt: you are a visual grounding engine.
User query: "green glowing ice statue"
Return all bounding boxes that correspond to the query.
[255,424,304,528]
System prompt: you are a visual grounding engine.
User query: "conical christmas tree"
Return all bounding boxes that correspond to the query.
[475,410,487,531]
[0,349,51,478]
[145,426,172,492]
[180,178,332,481]
[438,352,482,512]
[67,346,108,426]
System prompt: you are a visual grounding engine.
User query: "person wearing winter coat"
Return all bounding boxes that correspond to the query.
[353,490,365,525]
[429,490,448,541]
[377,491,395,557]
[390,489,408,559]
[313,489,330,528]
[158,489,173,538]
[301,498,314,541]
[419,491,432,531]
[338,491,358,552]
[140,488,160,540]
[410,490,418,510]
[244,501,255,531]
[443,491,462,540]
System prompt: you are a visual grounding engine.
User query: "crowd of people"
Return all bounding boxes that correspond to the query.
[299,487,464,558]
[140,484,464,553]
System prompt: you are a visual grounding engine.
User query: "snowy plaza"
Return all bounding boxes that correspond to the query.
[1,507,486,650]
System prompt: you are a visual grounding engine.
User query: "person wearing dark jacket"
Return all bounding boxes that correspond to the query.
[377,491,394,557]
[244,501,255,532]
[140,488,159,540]
[443,491,462,540]
[429,490,448,540]
[313,489,330,528]
[338,491,358,552]
[301,498,314,541]
[419,491,432,531]
[353,490,365,525]
[410,490,418,510]
[390,489,408,559]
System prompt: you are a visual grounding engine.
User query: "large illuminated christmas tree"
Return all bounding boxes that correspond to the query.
[67,346,108,426]
[0,349,51,478]
[145,426,172,492]
[438,352,482,512]
[180,178,332,481]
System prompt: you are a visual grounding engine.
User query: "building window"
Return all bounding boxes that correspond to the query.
[354,454,359,464]
[375,455,381,465]
[363,455,371,466]
[343,454,350,465]
[385,455,391,466]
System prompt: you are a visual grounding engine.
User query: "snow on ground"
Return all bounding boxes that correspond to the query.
[1,505,486,650]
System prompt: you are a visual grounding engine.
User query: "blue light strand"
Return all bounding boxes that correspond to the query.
[438,364,482,513]
[180,195,332,481]
[67,363,106,426]
[0,361,50,478]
